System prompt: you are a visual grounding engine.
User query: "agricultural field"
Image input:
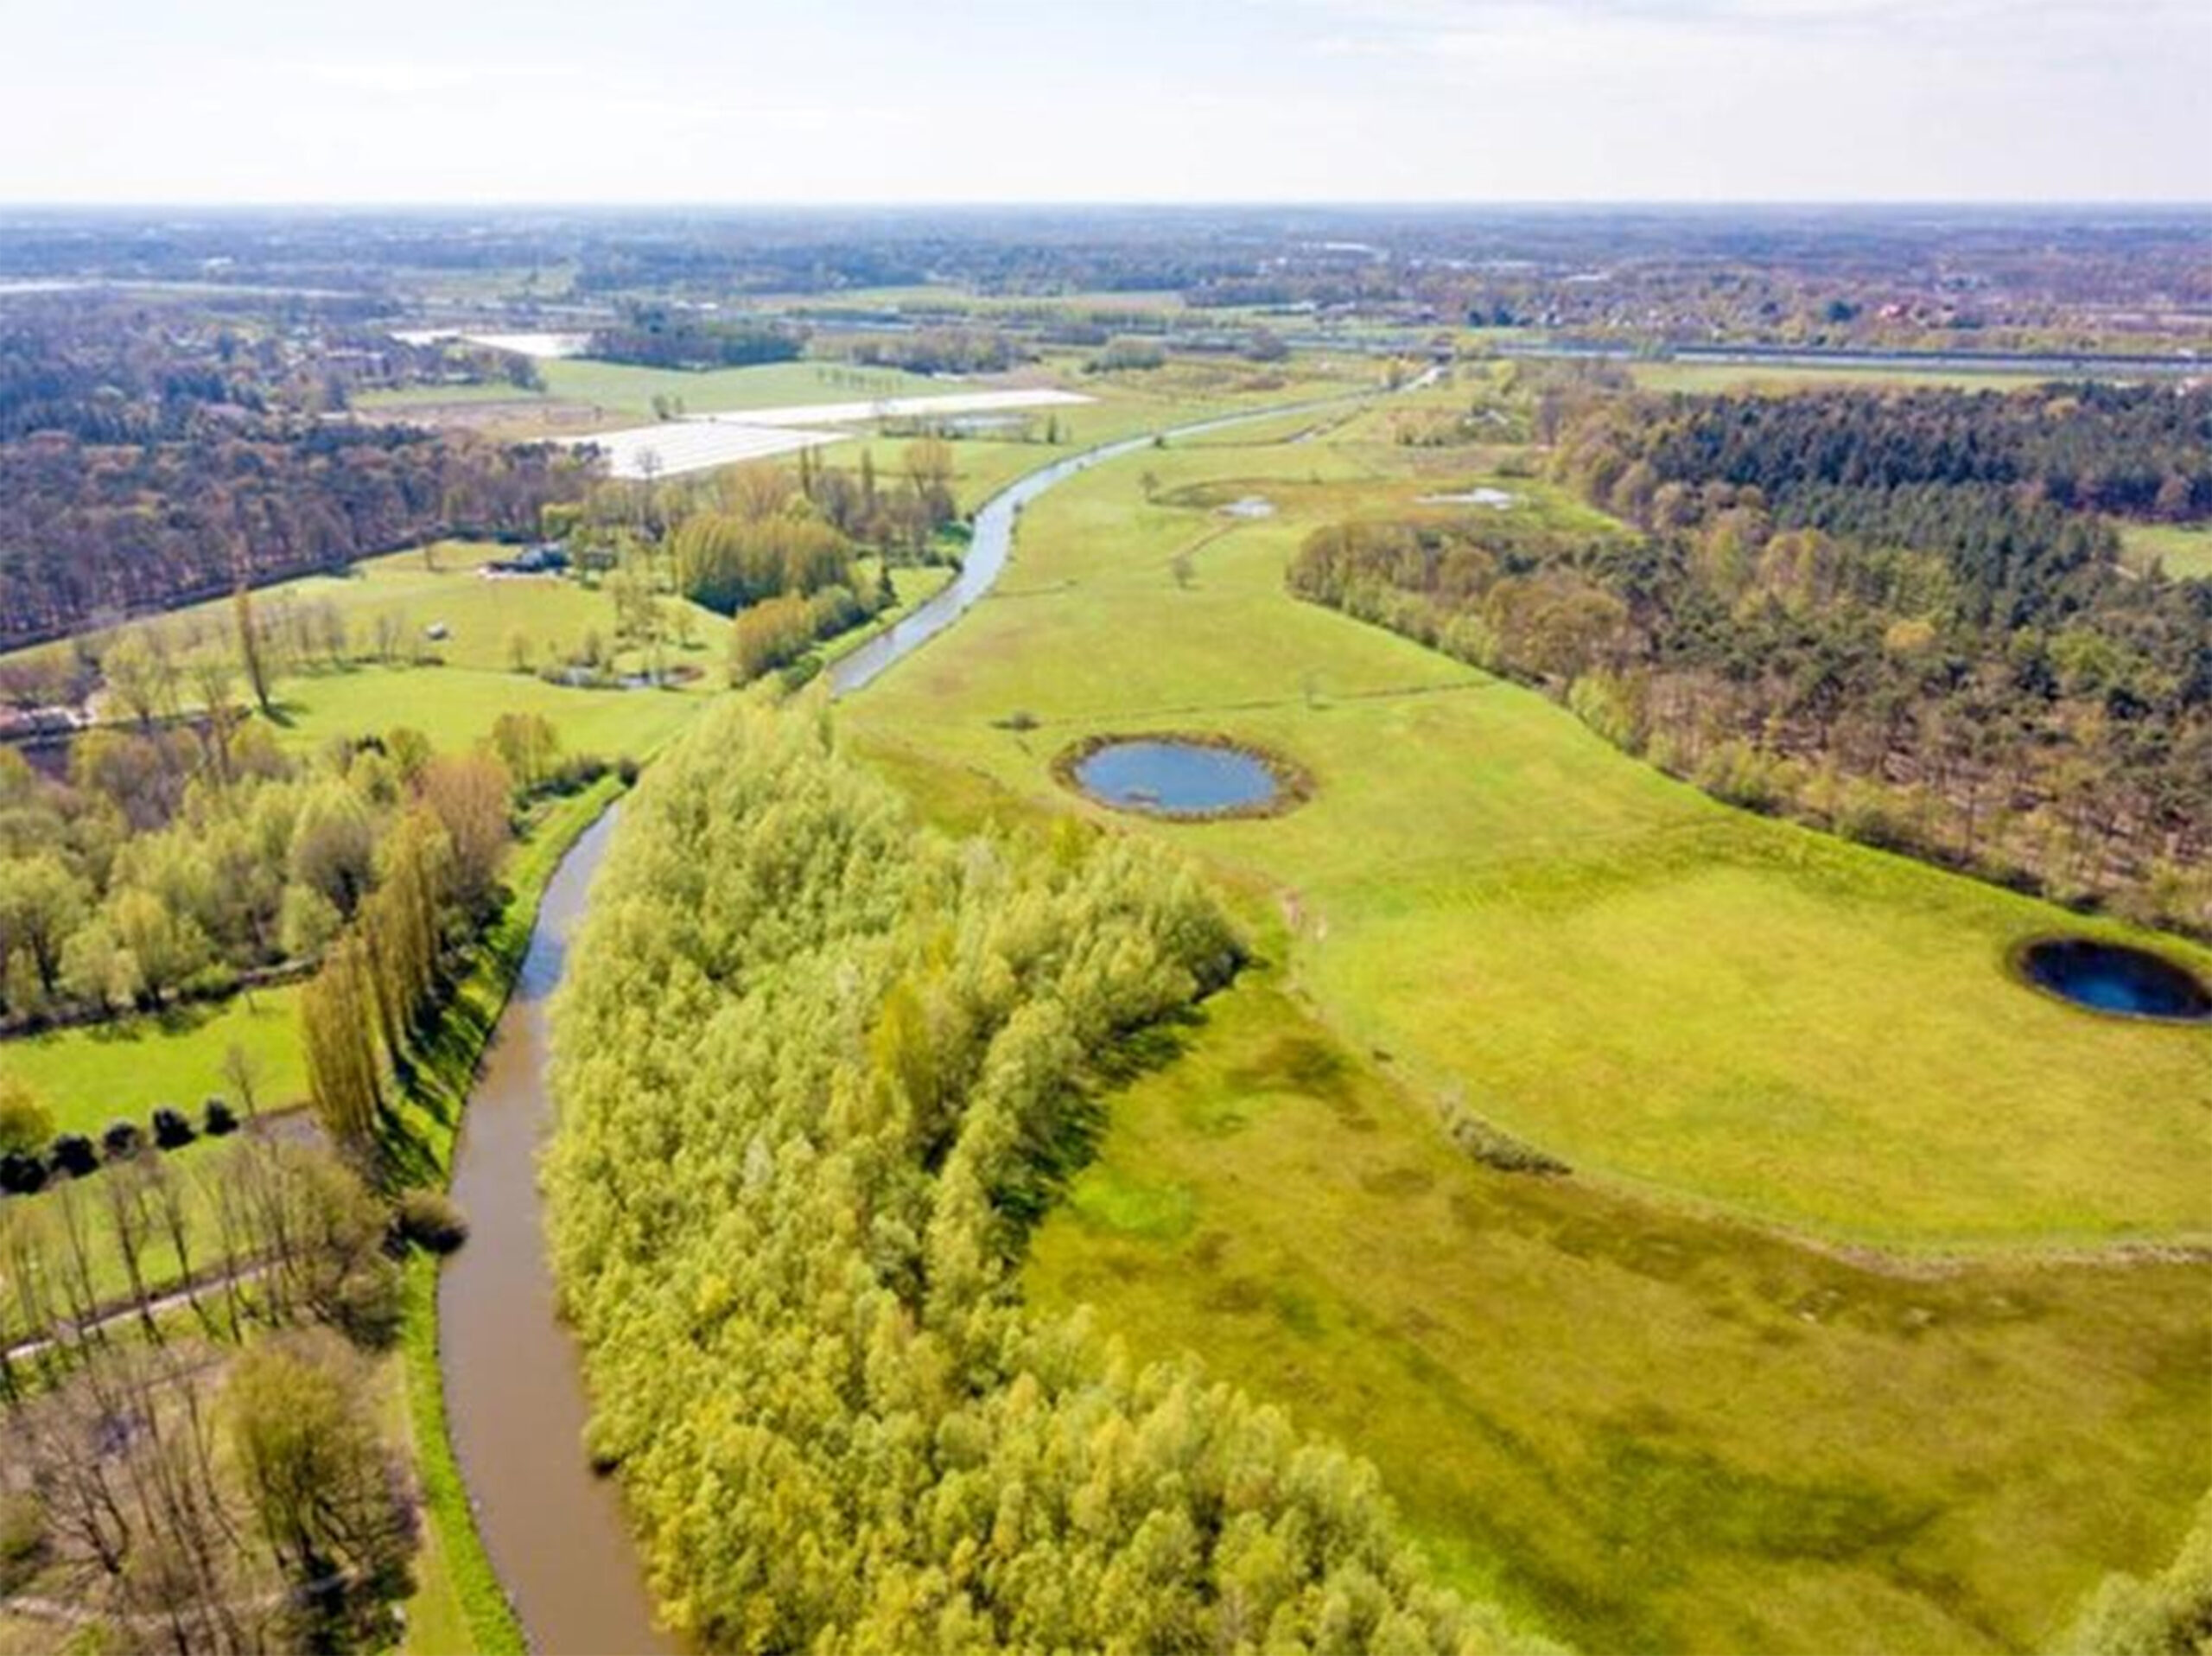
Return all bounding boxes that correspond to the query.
[841,399,2212,1652]
[2120,519,2212,580]
[356,358,946,434]
[1624,360,2059,395]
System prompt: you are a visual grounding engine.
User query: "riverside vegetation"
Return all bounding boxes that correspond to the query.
[837,372,2211,1653]
[543,703,1548,1654]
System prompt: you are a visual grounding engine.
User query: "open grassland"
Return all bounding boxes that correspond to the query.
[537,356,941,422]
[29,538,727,682]
[845,429,2211,1246]
[264,663,703,759]
[843,404,2212,1653]
[1021,966,2210,1655]
[2120,520,2212,581]
[1624,360,2065,395]
[812,353,1391,519]
[3,981,304,1135]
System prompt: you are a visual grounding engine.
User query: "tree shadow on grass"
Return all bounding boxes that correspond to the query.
[375,988,501,1189]
[996,1002,1212,1251]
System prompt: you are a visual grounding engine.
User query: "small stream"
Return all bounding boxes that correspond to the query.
[439,385,1383,1653]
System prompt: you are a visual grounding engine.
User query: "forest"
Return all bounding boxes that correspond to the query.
[1291,383,2212,934]
[0,424,587,652]
[0,294,592,651]
[543,704,1541,1655]
[587,304,804,371]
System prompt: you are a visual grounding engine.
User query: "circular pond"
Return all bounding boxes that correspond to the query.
[1063,736,1305,820]
[2016,939,2212,1022]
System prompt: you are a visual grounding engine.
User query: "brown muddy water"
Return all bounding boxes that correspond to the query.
[437,805,674,1655]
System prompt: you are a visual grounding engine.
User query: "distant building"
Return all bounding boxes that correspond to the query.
[483,543,571,576]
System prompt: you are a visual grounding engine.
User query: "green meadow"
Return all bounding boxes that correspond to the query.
[3,982,306,1136]
[2120,519,2212,581]
[842,399,2212,1651]
[1624,360,2059,395]
[845,426,2210,1246]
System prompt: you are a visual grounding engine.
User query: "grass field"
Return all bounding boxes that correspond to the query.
[2120,520,2212,581]
[1025,969,2209,1655]
[2,982,305,1135]
[842,403,2212,1652]
[846,435,2210,1246]
[1626,360,2059,395]
[264,663,704,760]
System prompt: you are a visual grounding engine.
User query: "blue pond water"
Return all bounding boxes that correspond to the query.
[2020,939,2211,1022]
[1074,740,1281,817]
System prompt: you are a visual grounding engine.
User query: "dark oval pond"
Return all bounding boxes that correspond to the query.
[2018,939,2212,1022]
[1073,740,1283,818]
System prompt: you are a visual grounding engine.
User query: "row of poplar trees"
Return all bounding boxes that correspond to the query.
[299,750,512,1153]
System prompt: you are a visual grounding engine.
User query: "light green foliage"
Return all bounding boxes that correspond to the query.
[2120,520,2212,581]
[0,1071,49,1153]
[2056,1491,2212,1656]
[228,1328,416,1638]
[544,704,1538,1654]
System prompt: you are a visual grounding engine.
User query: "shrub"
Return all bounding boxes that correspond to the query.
[151,1105,196,1150]
[615,755,642,787]
[0,1076,52,1156]
[394,1188,470,1254]
[0,1150,46,1195]
[0,1492,47,1594]
[101,1119,143,1161]
[48,1134,97,1178]
[203,1098,240,1137]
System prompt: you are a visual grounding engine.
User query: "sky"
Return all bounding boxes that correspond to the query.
[0,0,2204,204]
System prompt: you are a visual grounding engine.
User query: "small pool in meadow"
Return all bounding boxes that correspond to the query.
[2016,939,2212,1022]
[1065,736,1303,819]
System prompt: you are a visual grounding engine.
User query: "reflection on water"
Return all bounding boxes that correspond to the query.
[1075,740,1280,816]
[2019,939,2212,1022]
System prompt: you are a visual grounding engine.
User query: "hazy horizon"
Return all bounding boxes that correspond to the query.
[3,0,2205,207]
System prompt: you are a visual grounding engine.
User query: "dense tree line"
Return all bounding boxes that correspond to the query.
[0,294,594,650]
[543,705,1541,1654]
[1290,390,2212,933]
[650,443,958,684]
[1580,382,2212,531]
[588,303,804,371]
[0,699,525,1032]
[295,740,520,1158]
[848,327,1025,375]
[0,296,274,445]
[0,424,590,649]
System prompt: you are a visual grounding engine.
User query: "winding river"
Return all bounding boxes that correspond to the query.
[437,385,1379,1653]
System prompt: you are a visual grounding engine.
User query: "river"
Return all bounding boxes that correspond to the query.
[437,385,1386,1653]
